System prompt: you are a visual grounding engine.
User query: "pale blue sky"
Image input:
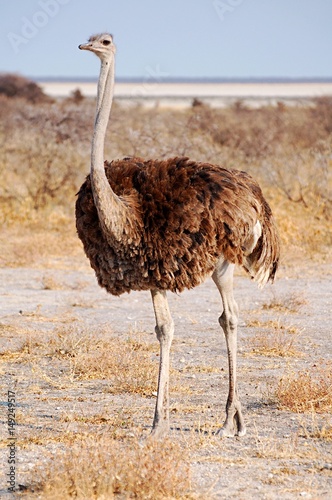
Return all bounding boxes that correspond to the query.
[0,0,331,79]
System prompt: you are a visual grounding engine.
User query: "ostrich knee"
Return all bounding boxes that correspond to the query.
[218,308,238,335]
[155,321,174,346]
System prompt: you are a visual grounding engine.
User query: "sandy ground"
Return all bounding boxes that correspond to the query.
[0,255,331,498]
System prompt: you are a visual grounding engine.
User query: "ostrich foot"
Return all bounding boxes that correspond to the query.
[216,403,246,437]
[150,420,169,439]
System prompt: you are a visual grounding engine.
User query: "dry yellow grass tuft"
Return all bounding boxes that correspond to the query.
[26,435,191,499]
[304,424,332,441]
[299,414,332,442]
[275,363,332,413]
[254,432,300,460]
[70,336,158,396]
[51,328,159,395]
[261,292,307,313]
[246,319,302,357]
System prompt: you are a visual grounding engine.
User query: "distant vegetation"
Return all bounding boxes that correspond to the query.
[0,73,51,103]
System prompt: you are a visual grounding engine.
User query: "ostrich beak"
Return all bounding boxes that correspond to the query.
[79,42,92,51]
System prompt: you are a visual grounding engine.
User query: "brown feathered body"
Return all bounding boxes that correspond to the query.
[76,157,280,296]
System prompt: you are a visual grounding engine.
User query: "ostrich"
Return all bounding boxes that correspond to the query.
[76,33,280,438]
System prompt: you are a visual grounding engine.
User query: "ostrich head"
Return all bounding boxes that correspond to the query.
[79,33,116,62]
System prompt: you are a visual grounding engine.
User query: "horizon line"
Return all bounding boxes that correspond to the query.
[33,76,332,84]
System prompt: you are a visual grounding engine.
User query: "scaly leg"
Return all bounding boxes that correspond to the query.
[212,260,246,437]
[150,289,174,437]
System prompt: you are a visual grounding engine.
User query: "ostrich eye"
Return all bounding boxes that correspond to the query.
[102,39,111,46]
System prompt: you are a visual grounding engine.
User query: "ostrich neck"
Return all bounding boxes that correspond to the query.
[90,57,128,242]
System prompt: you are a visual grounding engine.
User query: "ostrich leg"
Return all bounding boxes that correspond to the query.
[212,260,246,437]
[150,289,174,437]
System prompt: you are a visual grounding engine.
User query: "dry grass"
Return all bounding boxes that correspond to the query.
[304,424,332,441]
[275,362,332,413]
[51,328,158,395]
[71,335,158,396]
[25,435,191,499]
[0,222,82,268]
[253,426,329,462]
[2,327,158,395]
[181,364,221,374]
[299,413,332,442]
[246,318,302,357]
[261,292,307,313]
[254,432,301,460]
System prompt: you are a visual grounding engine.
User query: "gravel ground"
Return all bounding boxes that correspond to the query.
[0,260,331,499]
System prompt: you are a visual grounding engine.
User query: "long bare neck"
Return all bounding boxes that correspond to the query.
[91,58,114,173]
[90,56,127,241]
[95,58,109,118]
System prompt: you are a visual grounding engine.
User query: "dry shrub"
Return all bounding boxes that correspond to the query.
[0,130,84,215]
[0,95,92,223]
[311,96,332,134]
[276,363,332,413]
[270,191,332,261]
[264,149,332,217]
[246,319,302,357]
[189,102,331,158]
[67,88,85,104]
[26,435,191,499]
[0,73,50,103]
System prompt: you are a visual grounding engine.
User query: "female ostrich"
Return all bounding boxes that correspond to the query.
[76,33,280,437]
